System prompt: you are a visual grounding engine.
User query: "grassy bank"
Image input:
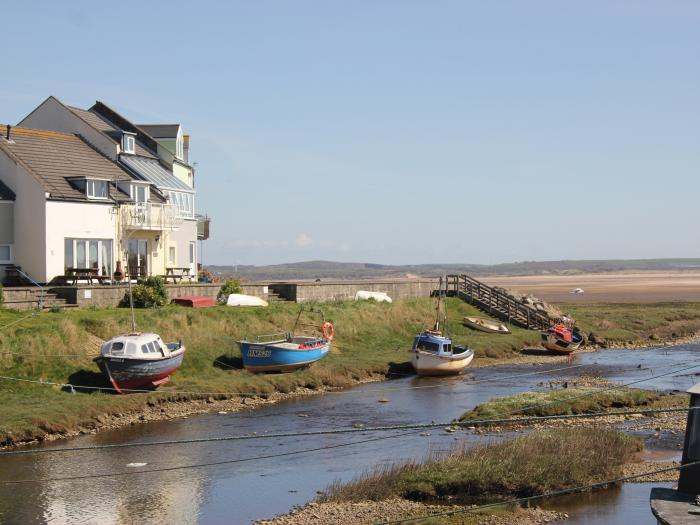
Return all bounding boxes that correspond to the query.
[459,387,660,423]
[1,299,698,445]
[0,298,540,443]
[320,428,641,504]
[562,302,700,345]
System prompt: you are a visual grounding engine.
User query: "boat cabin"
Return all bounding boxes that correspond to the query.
[100,333,179,359]
[414,333,455,355]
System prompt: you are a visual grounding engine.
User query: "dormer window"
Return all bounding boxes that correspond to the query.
[86,179,109,200]
[130,183,150,203]
[122,133,136,154]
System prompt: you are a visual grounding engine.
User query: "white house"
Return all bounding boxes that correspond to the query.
[18,96,208,280]
[0,125,172,283]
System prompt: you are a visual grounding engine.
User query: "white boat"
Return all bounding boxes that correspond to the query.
[410,278,474,376]
[226,294,269,307]
[411,331,474,376]
[463,316,511,334]
[354,290,392,303]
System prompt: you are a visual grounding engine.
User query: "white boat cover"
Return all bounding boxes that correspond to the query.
[354,290,392,303]
[226,294,269,307]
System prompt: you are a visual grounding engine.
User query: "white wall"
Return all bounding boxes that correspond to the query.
[0,202,13,244]
[19,97,118,161]
[45,201,117,281]
[168,219,198,272]
[0,151,47,280]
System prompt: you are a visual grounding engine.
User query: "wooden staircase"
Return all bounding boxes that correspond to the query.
[445,274,554,331]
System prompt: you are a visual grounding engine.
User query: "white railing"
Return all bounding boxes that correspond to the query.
[121,203,180,230]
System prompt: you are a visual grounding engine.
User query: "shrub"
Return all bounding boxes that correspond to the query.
[217,278,242,303]
[122,276,168,308]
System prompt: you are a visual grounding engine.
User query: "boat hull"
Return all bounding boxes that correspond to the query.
[411,348,474,376]
[95,350,185,393]
[541,333,583,355]
[239,341,330,372]
[463,317,511,334]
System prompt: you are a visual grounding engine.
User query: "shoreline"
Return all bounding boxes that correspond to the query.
[4,332,697,451]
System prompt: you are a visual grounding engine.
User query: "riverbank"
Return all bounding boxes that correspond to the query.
[2,299,699,447]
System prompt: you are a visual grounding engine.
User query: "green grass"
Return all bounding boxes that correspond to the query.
[0,298,539,443]
[562,302,700,344]
[320,428,641,504]
[459,387,659,422]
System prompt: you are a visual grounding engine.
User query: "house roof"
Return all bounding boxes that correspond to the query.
[120,155,193,192]
[0,125,142,202]
[137,124,180,139]
[0,179,15,200]
[68,106,157,159]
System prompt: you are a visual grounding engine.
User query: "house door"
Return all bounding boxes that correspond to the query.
[189,241,196,276]
[128,239,148,278]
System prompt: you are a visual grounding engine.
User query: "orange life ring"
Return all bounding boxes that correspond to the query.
[322,322,335,340]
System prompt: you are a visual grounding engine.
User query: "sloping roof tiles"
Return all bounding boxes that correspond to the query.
[0,126,136,202]
[137,124,180,139]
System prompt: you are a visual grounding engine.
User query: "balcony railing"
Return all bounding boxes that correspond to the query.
[121,203,180,231]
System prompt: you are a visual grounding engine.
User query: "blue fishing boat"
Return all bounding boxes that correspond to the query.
[238,308,334,373]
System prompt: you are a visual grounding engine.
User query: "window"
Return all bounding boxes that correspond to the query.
[0,244,12,263]
[65,238,113,276]
[166,190,194,218]
[86,179,109,200]
[415,340,440,353]
[168,246,176,264]
[130,184,149,203]
[122,134,136,154]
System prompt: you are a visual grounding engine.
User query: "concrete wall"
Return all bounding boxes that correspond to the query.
[50,282,269,308]
[19,97,118,160]
[0,151,47,280]
[172,161,194,188]
[0,202,13,243]
[45,200,117,282]
[270,279,439,303]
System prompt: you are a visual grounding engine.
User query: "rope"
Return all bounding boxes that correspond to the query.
[374,459,700,524]
[0,312,39,332]
[0,406,693,457]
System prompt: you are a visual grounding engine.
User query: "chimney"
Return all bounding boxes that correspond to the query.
[5,125,10,141]
[183,134,190,164]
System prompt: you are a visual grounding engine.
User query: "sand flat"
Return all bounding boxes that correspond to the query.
[480,271,700,302]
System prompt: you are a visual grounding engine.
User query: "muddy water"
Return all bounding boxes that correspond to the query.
[0,344,697,524]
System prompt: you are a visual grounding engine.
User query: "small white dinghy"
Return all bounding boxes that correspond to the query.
[463,316,511,334]
[354,290,392,303]
[226,294,269,307]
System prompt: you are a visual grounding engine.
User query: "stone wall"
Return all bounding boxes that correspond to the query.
[270,279,439,303]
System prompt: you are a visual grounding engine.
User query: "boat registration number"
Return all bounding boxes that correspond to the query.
[248,347,272,358]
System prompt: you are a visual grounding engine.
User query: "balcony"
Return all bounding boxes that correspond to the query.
[197,214,211,240]
[121,203,179,231]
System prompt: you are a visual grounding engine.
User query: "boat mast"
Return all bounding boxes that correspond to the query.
[434,277,442,331]
[442,276,449,336]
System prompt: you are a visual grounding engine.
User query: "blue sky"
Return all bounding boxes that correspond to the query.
[2,1,699,265]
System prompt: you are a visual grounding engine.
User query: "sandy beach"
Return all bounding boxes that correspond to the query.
[480,271,700,303]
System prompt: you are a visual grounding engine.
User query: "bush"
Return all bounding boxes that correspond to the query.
[217,278,242,303]
[122,276,168,308]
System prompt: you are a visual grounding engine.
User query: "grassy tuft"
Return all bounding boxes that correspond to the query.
[321,428,641,504]
[459,387,659,422]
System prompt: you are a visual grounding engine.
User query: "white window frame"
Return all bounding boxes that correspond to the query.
[0,243,13,264]
[122,134,136,154]
[130,183,150,203]
[86,179,109,200]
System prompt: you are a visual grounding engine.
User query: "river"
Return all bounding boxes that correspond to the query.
[0,344,697,524]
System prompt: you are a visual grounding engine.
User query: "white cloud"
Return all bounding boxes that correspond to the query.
[295,233,314,247]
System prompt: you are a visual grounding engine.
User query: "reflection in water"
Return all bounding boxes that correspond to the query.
[0,344,697,523]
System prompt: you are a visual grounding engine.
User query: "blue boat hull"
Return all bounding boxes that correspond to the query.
[95,351,185,392]
[239,341,330,372]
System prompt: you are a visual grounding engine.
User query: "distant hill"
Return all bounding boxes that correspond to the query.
[205,258,700,282]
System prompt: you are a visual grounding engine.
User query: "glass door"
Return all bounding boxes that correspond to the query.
[189,241,196,276]
[127,239,148,278]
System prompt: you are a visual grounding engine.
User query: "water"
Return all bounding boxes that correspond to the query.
[0,344,697,524]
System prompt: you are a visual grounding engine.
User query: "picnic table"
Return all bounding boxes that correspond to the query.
[164,267,192,284]
[64,267,109,285]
